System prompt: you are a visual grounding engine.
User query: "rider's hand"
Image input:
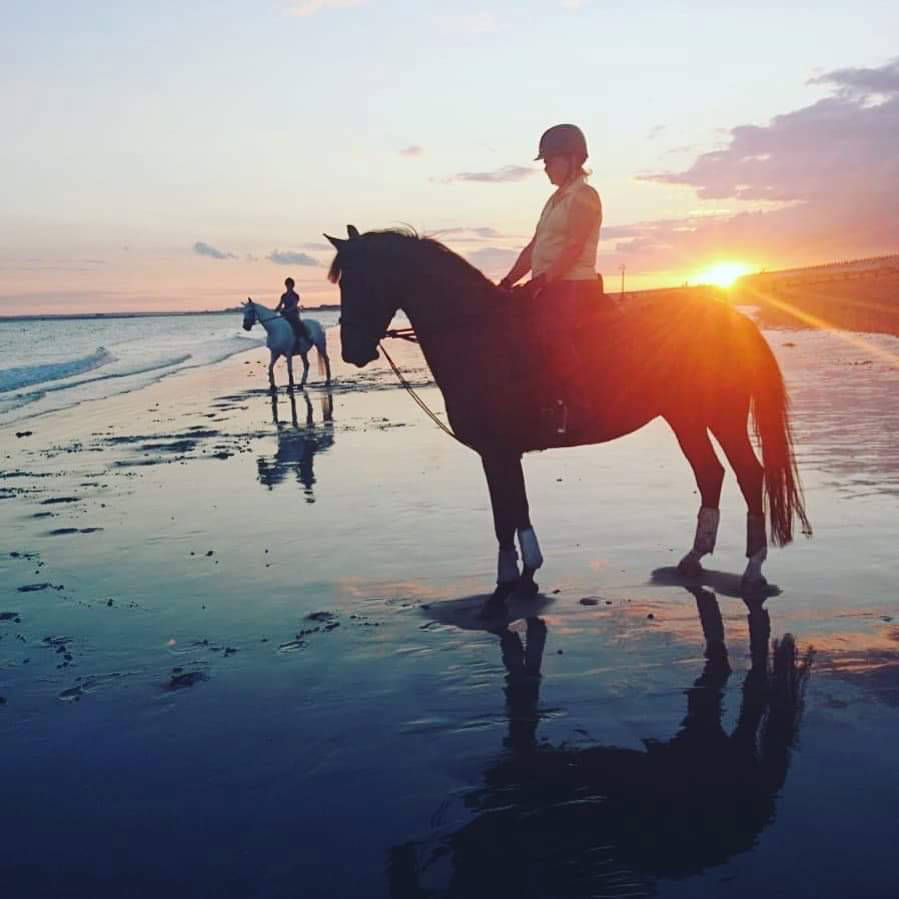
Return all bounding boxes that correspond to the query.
[498,277,513,292]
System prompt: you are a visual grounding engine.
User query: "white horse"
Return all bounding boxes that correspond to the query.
[242,299,332,391]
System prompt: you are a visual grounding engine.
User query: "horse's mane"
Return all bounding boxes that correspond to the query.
[328,229,495,294]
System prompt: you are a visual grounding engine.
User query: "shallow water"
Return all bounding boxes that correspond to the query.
[1,322,897,898]
[0,311,338,423]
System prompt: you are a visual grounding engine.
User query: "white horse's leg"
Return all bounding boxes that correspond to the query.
[286,353,295,391]
[300,352,310,389]
[268,350,278,392]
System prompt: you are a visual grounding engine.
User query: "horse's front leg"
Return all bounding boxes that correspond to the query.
[268,350,278,392]
[482,453,543,613]
[286,353,295,391]
[299,351,310,390]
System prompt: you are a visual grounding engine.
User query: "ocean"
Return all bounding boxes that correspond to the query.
[0,310,340,425]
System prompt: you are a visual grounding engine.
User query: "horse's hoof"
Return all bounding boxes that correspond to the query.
[677,558,703,578]
[516,575,539,597]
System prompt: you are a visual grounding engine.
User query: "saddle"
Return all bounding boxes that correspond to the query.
[442,286,623,451]
[505,284,615,444]
[283,313,312,353]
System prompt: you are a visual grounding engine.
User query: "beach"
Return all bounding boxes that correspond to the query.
[2,314,898,898]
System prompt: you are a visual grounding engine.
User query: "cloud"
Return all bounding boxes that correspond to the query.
[443,165,536,184]
[267,250,319,266]
[288,0,366,17]
[808,57,899,97]
[621,57,899,270]
[400,145,423,157]
[193,241,236,260]
[464,247,518,274]
[432,226,503,240]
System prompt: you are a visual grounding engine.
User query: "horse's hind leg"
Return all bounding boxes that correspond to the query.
[299,352,310,390]
[286,354,296,391]
[708,402,768,591]
[667,417,725,577]
[482,453,542,610]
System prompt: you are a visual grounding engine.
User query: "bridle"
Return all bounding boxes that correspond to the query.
[246,302,282,326]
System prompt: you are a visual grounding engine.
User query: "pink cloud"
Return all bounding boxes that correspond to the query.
[619,57,899,272]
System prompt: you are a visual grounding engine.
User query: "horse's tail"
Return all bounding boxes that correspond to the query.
[316,326,327,378]
[748,326,811,546]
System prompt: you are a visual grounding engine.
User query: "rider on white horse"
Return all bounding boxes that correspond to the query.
[274,277,309,351]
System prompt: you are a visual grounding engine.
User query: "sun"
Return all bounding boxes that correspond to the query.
[693,261,753,288]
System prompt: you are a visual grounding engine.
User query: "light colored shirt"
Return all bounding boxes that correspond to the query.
[531,175,601,281]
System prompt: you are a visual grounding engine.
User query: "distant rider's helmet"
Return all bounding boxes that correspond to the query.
[535,124,588,166]
[285,277,295,288]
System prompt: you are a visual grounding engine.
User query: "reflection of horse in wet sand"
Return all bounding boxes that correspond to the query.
[390,596,813,898]
[328,226,812,607]
[256,391,335,501]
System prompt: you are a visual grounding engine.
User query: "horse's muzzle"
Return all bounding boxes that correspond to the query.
[342,347,380,367]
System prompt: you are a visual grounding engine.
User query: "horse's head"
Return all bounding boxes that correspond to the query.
[326,225,399,367]
[242,299,257,331]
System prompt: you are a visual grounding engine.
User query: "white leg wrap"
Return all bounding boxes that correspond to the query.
[693,507,720,556]
[497,548,519,584]
[517,527,544,571]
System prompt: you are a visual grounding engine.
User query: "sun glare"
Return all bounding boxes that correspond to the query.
[693,261,753,288]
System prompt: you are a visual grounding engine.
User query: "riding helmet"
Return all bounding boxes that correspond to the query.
[535,124,588,164]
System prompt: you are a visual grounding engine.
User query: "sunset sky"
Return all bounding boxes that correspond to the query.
[2,1,898,313]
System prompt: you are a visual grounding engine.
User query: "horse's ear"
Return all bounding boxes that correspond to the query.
[324,234,346,250]
[347,225,360,240]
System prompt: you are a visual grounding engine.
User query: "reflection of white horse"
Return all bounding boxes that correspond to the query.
[242,299,331,391]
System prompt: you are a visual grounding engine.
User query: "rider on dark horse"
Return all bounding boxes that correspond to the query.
[497,124,604,435]
[499,123,604,307]
[275,277,310,350]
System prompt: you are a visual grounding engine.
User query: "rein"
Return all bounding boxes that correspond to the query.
[247,303,286,326]
[379,329,470,450]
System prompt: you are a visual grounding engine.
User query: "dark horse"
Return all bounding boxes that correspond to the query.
[327,226,810,605]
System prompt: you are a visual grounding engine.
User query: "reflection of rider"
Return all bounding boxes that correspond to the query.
[275,277,308,346]
[500,124,604,306]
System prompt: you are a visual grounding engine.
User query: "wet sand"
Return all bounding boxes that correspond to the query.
[1,325,898,898]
